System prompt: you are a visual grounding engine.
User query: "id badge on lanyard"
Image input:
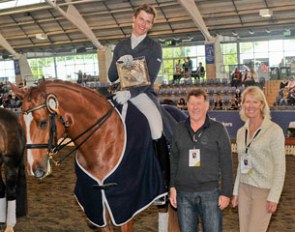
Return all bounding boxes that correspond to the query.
[188,130,203,167]
[189,149,200,167]
[241,156,253,174]
[241,128,261,174]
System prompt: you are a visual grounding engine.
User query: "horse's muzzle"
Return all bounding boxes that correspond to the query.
[32,159,52,179]
[34,168,46,178]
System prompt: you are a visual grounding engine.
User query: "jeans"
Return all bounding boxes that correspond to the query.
[176,189,222,232]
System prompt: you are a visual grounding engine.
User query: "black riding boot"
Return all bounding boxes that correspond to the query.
[153,135,170,205]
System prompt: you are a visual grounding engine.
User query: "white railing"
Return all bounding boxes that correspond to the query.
[231,143,295,156]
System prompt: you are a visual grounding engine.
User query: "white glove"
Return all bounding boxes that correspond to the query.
[114,90,131,104]
[118,55,133,65]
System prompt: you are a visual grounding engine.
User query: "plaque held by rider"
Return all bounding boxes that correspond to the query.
[116,56,150,89]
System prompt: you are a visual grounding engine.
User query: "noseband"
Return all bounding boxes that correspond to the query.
[24,103,60,151]
[23,100,114,165]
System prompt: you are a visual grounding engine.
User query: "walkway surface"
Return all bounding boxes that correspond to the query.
[13,148,295,231]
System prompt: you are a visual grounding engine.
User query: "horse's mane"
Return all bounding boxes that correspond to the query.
[30,79,107,103]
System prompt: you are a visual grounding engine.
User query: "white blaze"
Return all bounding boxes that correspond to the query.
[23,113,34,175]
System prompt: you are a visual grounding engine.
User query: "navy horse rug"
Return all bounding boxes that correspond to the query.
[74,101,166,227]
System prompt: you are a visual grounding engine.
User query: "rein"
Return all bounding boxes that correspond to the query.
[23,102,115,165]
[53,107,114,165]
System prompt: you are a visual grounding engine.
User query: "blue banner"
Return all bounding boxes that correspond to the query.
[208,111,295,139]
[205,44,214,64]
[14,60,21,75]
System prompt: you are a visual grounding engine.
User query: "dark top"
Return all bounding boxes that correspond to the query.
[170,115,233,197]
[108,35,162,99]
[280,81,289,90]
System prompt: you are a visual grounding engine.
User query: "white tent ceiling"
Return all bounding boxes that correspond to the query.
[0,0,295,56]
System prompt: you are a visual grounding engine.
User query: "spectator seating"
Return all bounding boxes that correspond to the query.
[209,96,215,106]
[223,96,231,107]
[207,78,214,86]
[194,78,200,86]
[222,78,229,86]
[214,78,221,86]
[223,86,229,94]
[208,87,215,95]
[215,87,222,95]
[200,78,206,86]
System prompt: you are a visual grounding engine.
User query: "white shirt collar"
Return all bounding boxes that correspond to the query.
[131,33,146,49]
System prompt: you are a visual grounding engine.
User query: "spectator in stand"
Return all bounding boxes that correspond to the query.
[229,97,240,110]
[187,57,193,74]
[235,88,241,101]
[288,88,295,106]
[279,78,289,90]
[173,59,182,83]
[229,88,242,110]
[285,76,295,90]
[279,88,289,105]
[182,58,189,74]
[77,70,83,84]
[196,62,205,79]
[177,97,187,110]
[3,91,22,109]
[175,59,182,74]
[213,96,223,110]
[243,68,255,87]
[0,82,5,94]
[231,67,242,87]
[250,68,259,83]
[2,93,11,108]
[183,70,194,84]
[278,77,289,97]
[242,69,249,82]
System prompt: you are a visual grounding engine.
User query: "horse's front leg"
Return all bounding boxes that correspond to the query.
[0,157,7,225]
[158,204,169,232]
[4,156,19,232]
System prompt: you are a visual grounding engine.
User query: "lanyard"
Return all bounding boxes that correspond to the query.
[245,129,261,154]
[190,128,205,149]
[192,130,203,143]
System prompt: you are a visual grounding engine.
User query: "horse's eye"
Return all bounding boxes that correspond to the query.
[39,120,48,128]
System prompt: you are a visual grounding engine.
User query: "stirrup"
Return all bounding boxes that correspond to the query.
[153,195,168,206]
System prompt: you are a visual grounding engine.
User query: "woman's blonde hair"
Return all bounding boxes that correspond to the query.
[239,86,271,121]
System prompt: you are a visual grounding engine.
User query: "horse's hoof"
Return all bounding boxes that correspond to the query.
[4,225,14,232]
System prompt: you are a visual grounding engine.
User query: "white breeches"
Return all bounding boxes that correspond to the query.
[130,93,163,140]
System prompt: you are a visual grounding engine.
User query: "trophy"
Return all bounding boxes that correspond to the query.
[116,56,150,89]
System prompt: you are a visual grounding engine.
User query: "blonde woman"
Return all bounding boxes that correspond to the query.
[232,86,286,232]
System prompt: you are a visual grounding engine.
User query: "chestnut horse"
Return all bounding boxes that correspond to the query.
[0,108,27,232]
[10,80,175,232]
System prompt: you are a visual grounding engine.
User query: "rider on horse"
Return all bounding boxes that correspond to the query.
[108,4,175,190]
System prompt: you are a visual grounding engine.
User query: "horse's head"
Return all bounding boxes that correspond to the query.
[10,81,67,179]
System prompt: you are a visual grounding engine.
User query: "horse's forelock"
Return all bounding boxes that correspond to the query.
[26,85,46,102]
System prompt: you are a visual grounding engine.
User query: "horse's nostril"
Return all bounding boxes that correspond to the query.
[34,168,46,178]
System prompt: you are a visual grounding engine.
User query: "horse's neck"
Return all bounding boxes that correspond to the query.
[63,98,124,180]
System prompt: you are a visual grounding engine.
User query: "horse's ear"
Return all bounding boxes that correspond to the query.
[8,81,26,100]
[38,78,46,88]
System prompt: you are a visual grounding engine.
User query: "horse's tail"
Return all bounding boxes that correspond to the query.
[16,153,27,218]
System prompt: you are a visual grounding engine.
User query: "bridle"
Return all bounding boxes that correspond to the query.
[23,99,114,165]
[24,103,60,151]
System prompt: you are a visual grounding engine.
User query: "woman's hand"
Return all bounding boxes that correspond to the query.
[231,196,238,208]
[266,201,278,214]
